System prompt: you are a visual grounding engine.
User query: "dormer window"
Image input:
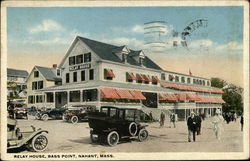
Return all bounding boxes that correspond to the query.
[122,54,128,63]
[139,57,144,66]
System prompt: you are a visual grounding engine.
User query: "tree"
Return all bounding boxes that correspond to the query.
[211,78,243,113]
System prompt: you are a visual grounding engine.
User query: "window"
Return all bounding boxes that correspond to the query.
[169,75,174,81]
[181,77,185,83]
[34,71,39,77]
[56,69,61,76]
[161,73,166,80]
[187,78,191,84]
[81,70,85,81]
[207,81,210,86]
[202,80,205,86]
[36,95,44,103]
[73,72,77,82]
[84,52,91,62]
[89,69,94,80]
[122,54,127,63]
[69,91,80,102]
[46,92,54,103]
[193,79,196,84]
[175,76,179,82]
[76,54,83,64]
[55,81,62,85]
[82,89,97,102]
[199,80,202,85]
[32,82,37,90]
[69,56,75,65]
[28,96,34,103]
[38,81,43,89]
[66,73,70,83]
[139,58,144,66]
[125,110,135,121]
[104,69,115,80]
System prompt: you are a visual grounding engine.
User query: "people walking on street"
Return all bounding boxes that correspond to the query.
[187,111,197,142]
[240,113,244,131]
[170,113,176,128]
[195,112,202,135]
[159,111,165,127]
[212,108,224,141]
[149,111,153,122]
[233,113,237,122]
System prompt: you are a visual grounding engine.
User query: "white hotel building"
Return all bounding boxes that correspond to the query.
[28,36,224,120]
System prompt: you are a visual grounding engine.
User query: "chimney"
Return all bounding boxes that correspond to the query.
[53,64,57,68]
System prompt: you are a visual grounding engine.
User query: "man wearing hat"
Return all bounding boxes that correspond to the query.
[187,111,198,142]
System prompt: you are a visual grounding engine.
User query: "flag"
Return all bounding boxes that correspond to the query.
[189,69,192,76]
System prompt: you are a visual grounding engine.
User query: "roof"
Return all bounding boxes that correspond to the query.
[35,66,62,81]
[78,37,162,70]
[7,68,29,78]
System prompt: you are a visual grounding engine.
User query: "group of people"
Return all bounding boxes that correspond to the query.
[187,112,203,142]
[223,112,238,124]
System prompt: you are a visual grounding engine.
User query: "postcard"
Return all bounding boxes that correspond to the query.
[1,0,249,160]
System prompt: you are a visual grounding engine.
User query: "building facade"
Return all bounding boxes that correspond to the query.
[37,36,224,120]
[7,68,29,101]
[26,65,62,108]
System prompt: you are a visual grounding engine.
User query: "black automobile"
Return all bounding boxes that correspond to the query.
[35,106,67,121]
[63,105,96,124]
[87,106,149,146]
[7,101,28,119]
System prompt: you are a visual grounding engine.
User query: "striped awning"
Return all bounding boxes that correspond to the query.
[101,88,120,99]
[127,72,136,80]
[101,88,146,100]
[129,90,146,100]
[136,74,146,81]
[152,76,160,83]
[104,69,115,78]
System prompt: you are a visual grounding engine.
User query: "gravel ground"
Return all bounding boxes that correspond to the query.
[15,115,243,153]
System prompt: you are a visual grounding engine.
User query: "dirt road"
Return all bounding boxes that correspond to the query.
[16,116,243,153]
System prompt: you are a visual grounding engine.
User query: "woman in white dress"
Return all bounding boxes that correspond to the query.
[212,108,224,141]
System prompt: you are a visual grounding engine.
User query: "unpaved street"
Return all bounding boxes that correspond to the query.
[16,116,243,153]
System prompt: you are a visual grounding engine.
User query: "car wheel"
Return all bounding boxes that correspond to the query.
[30,134,48,152]
[138,129,149,142]
[90,133,98,143]
[71,116,78,124]
[107,131,119,146]
[42,114,49,121]
[129,122,138,136]
[35,113,41,120]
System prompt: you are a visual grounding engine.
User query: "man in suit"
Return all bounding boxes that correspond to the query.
[196,112,202,135]
[187,111,198,142]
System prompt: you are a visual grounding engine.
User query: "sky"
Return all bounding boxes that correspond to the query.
[7,7,244,87]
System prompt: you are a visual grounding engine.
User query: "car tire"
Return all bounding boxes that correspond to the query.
[138,129,149,142]
[128,122,138,136]
[30,134,48,152]
[107,131,119,146]
[35,113,41,120]
[42,114,49,121]
[71,116,78,124]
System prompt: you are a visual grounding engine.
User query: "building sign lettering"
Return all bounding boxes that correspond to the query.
[69,64,91,71]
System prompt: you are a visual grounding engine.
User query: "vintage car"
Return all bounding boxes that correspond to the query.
[63,105,96,124]
[87,106,149,146]
[7,118,48,152]
[35,106,67,121]
[8,101,28,119]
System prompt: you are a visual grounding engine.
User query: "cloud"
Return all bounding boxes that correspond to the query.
[188,39,213,49]
[131,25,144,33]
[29,19,65,33]
[216,41,243,50]
[30,37,70,45]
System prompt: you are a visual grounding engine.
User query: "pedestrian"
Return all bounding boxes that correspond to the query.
[187,111,197,142]
[225,112,231,124]
[233,113,237,122]
[149,111,153,122]
[159,111,165,127]
[212,108,224,141]
[195,112,202,135]
[170,113,176,128]
[240,113,243,131]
